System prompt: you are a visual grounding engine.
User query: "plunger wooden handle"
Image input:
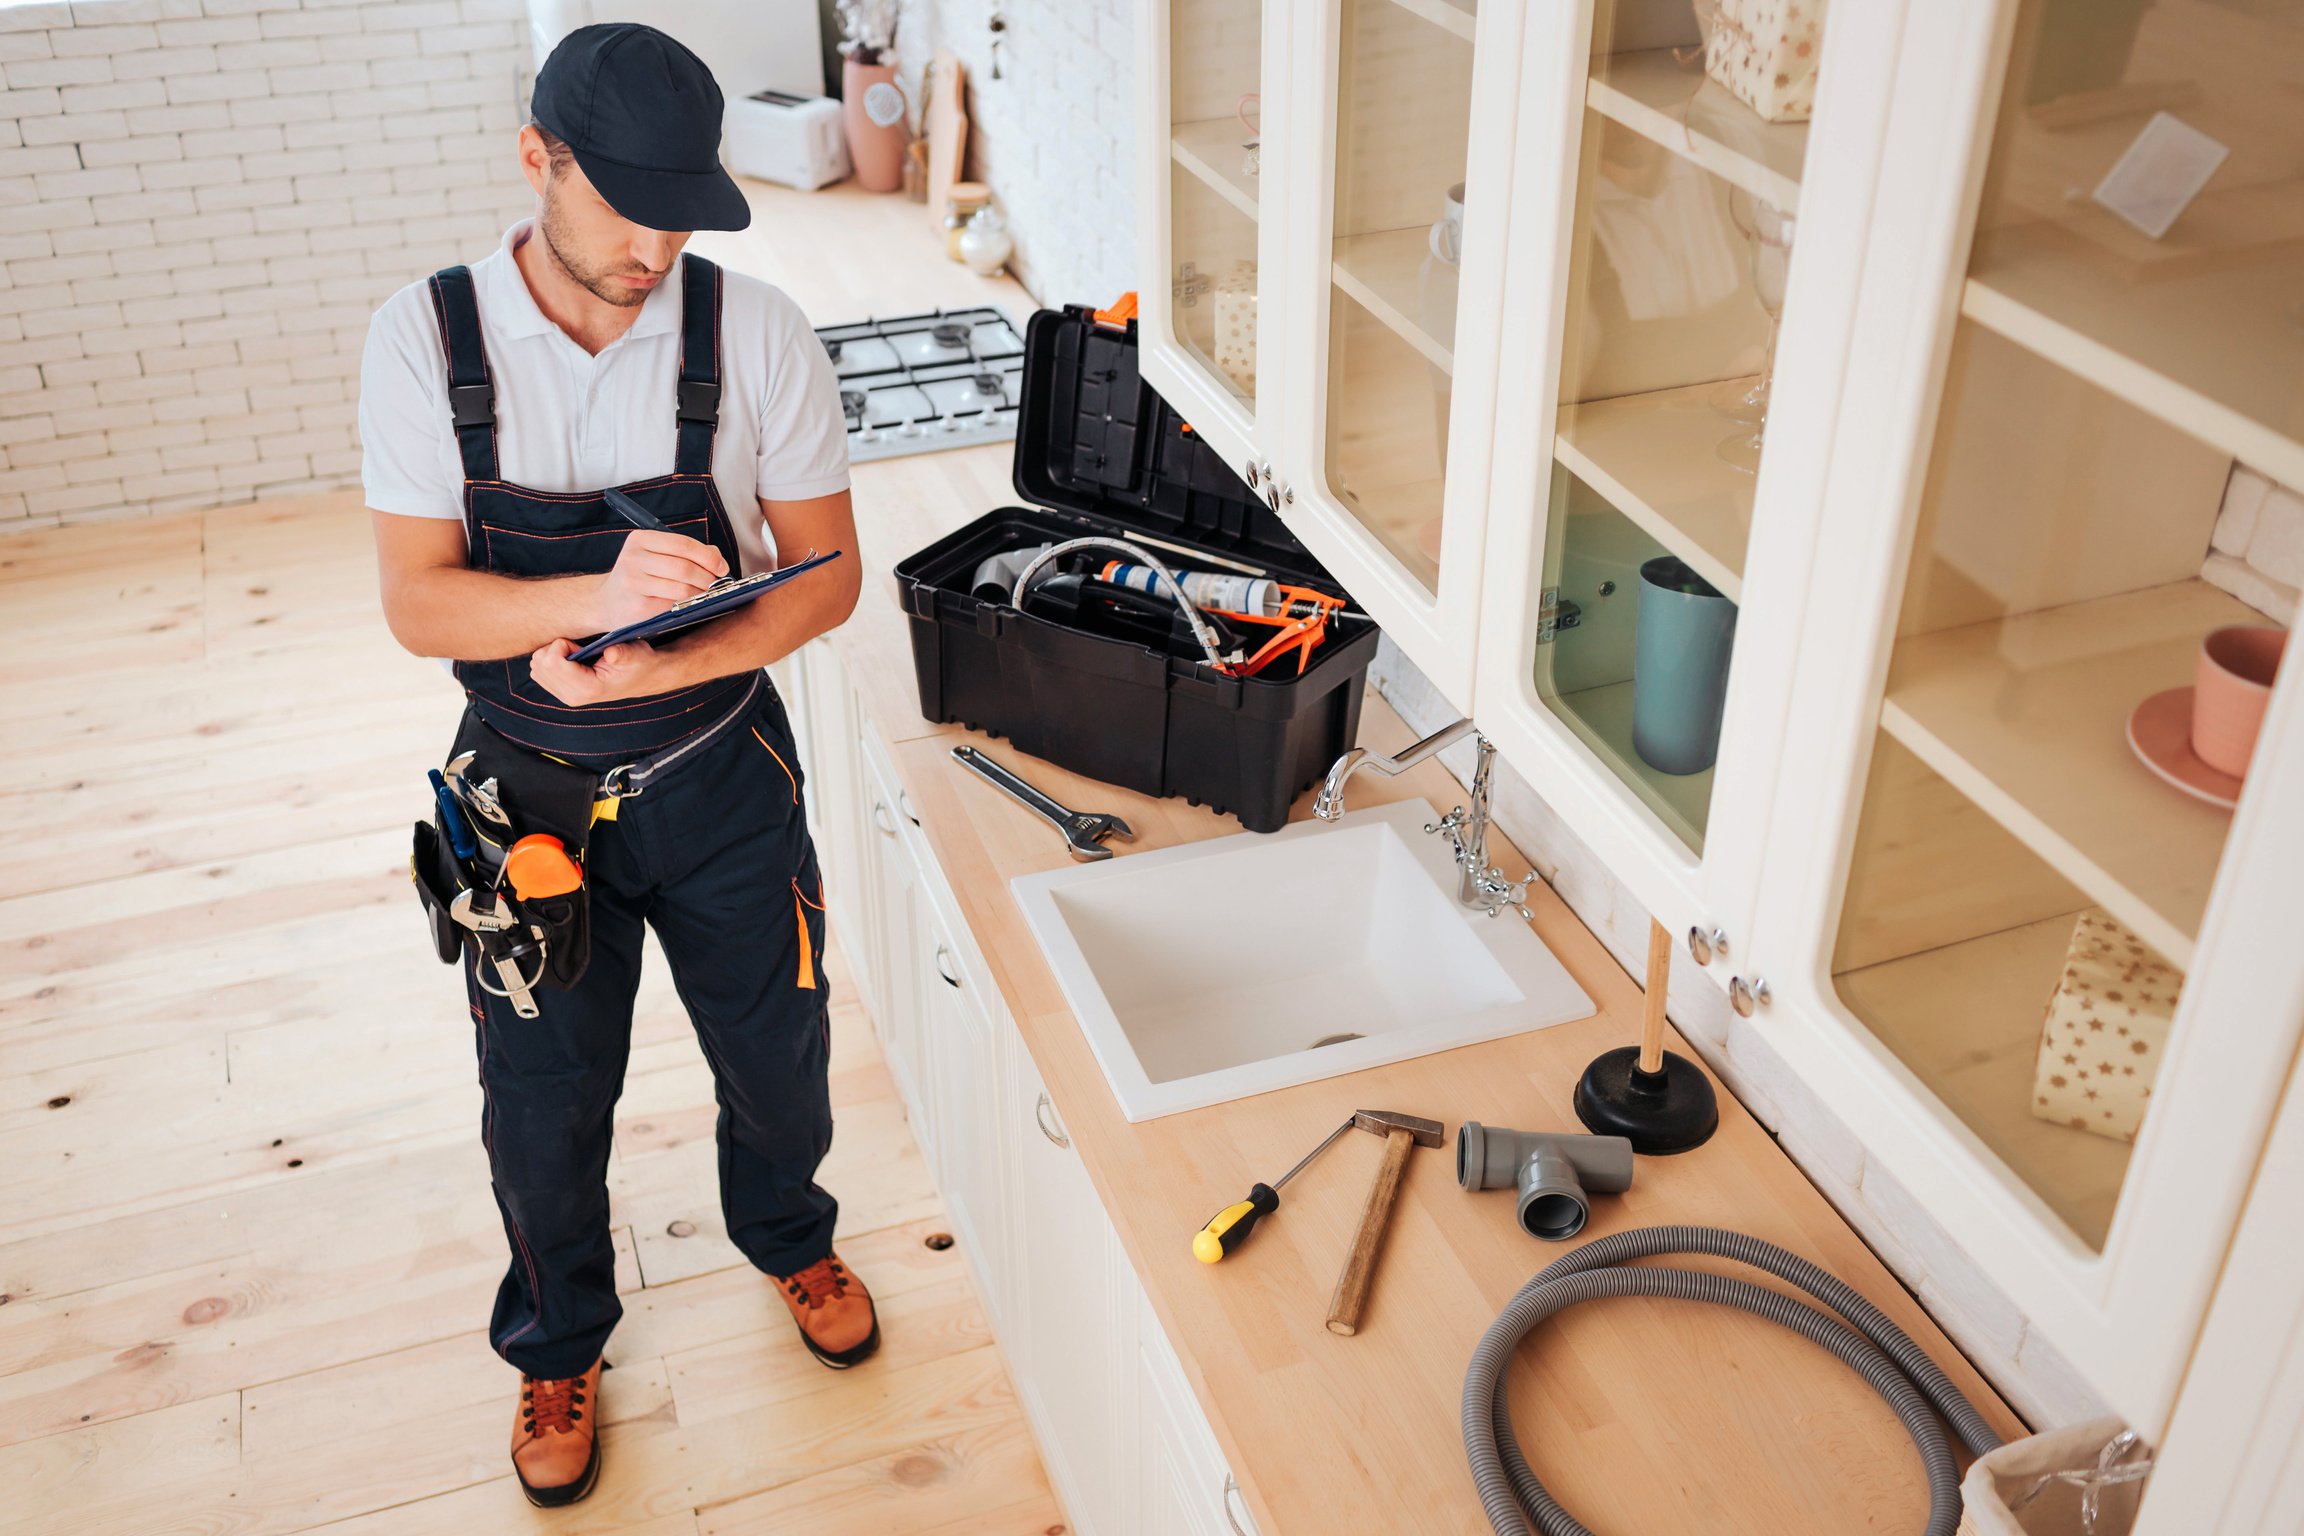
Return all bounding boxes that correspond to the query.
[1326,1127,1413,1337]
[1638,918,1672,1075]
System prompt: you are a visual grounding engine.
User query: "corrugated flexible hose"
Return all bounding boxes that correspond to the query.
[1461,1226,2004,1536]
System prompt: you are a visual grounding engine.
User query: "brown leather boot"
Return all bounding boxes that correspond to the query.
[768,1253,880,1369]
[510,1359,602,1507]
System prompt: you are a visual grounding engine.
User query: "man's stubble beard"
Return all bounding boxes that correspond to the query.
[538,179,657,309]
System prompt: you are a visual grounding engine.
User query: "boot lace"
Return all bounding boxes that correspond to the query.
[782,1256,851,1311]
[520,1373,587,1435]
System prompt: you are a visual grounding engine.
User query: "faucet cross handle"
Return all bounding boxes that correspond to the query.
[1475,866,1534,921]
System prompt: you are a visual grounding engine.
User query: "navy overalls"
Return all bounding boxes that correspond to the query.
[430,253,836,1380]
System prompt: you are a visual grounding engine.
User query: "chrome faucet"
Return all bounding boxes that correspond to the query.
[1314,718,1534,918]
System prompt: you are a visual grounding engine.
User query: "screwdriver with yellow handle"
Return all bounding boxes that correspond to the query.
[1193,1117,1357,1264]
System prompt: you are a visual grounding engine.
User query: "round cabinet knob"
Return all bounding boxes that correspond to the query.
[1728,974,1772,1018]
[1687,925,1729,965]
[1265,482,1282,512]
[1244,460,1261,488]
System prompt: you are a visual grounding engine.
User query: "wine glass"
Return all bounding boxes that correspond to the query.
[1714,192,1796,473]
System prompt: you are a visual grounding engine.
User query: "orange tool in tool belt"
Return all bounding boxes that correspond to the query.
[503,834,583,900]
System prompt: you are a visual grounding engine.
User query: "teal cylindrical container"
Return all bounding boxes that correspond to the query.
[1632,555,1737,776]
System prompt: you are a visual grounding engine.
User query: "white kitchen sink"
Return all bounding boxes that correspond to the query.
[1011,799,1597,1121]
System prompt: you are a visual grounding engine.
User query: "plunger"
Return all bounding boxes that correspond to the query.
[1573,919,1718,1154]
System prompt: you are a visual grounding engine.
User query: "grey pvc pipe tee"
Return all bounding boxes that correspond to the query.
[1458,1122,1635,1241]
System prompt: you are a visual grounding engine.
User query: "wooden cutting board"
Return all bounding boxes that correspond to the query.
[925,51,968,223]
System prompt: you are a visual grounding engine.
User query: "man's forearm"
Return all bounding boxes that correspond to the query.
[383,562,605,661]
[648,559,862,687]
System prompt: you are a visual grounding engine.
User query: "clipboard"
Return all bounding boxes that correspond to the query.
[568,549,843,664]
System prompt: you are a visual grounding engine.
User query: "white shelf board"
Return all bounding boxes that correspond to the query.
[1171,118,1262,225]
[1878,579,2263,971]
[1835,911,2131,1251]
[1331,229,1454,374]
[1544,677,1711,854]
[1380,0,1474,44]
[1555,381,1756,601]
[1586,49,1806,211]
[1961,232,2304,492]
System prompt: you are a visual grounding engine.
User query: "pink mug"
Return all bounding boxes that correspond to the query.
[2192,625,2286,779]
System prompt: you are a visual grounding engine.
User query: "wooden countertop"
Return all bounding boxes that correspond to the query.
[700,183,2025,1536]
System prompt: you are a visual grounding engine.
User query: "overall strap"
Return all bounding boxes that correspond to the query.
[426,265,498,483]
[674,251,722,477]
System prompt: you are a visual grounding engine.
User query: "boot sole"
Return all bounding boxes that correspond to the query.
[796,1312,881,1370]
[516,1433,601,1508]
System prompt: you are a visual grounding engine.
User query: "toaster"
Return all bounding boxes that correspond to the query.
[725,89,850,191]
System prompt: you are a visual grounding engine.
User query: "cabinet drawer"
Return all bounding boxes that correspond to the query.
[1139,1293,1260,1536]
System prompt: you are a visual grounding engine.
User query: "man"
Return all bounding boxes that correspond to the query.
[358,24,872,1507]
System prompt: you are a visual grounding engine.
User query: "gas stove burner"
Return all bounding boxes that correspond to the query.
[814,306,1027,464]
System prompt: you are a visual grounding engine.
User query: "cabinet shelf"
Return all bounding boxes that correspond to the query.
[1961,227,2304,491]
[1331,230,1455,373]
[1545,678,1711,853]
[1171,118,1261,224]
[1380,0,1473,44]
[1555,381,1756,601]
[1835,912,2131,1251]
[1878,580,2264,971]
[1586,49,1807,211]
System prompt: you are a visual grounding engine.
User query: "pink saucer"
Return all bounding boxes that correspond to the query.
[2127,686,2242,810]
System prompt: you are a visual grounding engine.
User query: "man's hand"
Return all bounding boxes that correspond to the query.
[592,529,728,631]
[529,637,675,706]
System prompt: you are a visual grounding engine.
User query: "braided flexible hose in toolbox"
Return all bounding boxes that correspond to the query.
[1461,1226,2004,1536]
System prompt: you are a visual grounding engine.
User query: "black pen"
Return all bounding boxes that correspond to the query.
[602,486,668,531]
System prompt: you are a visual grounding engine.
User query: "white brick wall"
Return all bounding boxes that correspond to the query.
[888,0,1135,309]
[0,0,532,528]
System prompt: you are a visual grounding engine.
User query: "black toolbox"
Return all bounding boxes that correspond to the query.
[893,304,1380,834]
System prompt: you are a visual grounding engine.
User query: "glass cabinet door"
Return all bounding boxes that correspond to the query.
[1159,1,1273,426]
[1825,0,2300,1252]
[1314,0,1483,597]
[1528,1,1823,857]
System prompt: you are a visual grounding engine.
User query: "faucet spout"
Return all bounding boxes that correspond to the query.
[1313,718,1480,821]
[1313,717,1535,916]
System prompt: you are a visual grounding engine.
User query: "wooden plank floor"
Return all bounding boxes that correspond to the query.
[0,498,1068,1535]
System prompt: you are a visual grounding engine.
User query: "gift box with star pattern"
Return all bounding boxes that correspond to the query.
[2029,910,2182,1144]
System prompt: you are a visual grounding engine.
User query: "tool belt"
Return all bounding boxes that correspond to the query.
[409,674,763,1017]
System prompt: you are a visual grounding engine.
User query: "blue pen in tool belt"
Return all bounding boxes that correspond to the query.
[429,769,477,862]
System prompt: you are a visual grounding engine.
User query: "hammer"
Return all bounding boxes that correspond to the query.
[1325,1109,1446,1337]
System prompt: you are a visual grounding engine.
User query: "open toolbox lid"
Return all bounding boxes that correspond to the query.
[1008,303,1333,578]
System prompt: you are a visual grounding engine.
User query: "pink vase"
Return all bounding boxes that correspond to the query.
[842,56,907,194]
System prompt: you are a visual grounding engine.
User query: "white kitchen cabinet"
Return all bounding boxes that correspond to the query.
[914,882,1010,1324]
[860,729,925,1118]
[1137,1290,1262,1536]
[1133,0,1527,703]
[1723,0,2304,1436]
[1133,0,2304,1444]
[792,639,1242,1533]
[1000,1018,1137,1536]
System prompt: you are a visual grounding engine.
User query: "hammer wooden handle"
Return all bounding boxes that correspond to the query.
[1326,1127,1414,1337]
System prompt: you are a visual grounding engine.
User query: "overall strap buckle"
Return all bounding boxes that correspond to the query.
[676,378,719,427]
[449,382,495,429]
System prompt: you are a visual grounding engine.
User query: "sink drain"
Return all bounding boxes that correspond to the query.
[1310,1032,1365,1049]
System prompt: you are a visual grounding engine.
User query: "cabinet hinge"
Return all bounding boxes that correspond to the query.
[1536,588,1582,645]
[1173,260,1211,310]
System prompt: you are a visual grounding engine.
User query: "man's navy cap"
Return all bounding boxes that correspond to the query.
[531,23,750,233]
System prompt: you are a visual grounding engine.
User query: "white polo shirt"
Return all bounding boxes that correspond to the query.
[358,221,850,575]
